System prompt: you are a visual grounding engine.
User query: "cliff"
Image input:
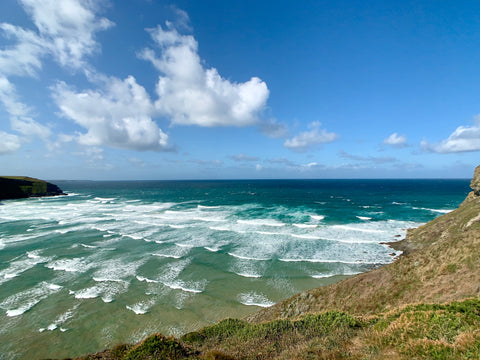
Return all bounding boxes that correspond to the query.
[0,176,65,200]
[71,166,480,360]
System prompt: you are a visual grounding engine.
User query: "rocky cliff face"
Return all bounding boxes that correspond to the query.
[0,176,65,200]
[470,165,480,196]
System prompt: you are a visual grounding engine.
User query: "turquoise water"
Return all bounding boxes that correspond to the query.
[0,179,470,359]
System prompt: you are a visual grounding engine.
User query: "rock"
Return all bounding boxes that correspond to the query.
[0,176,65,200]
[471,165,480,196]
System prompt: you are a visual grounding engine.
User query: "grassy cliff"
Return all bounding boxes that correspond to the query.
[70,166,480,360]
[0,176,65,200]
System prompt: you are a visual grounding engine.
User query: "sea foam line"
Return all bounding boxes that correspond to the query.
[228,253,270,261]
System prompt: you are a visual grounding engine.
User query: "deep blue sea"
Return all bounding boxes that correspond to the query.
[0,179,471,359]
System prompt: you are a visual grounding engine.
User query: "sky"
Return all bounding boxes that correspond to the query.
[0,0,479,180]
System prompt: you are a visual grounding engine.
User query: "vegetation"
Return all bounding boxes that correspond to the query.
[0,176,64,200]
[74,299,480,360]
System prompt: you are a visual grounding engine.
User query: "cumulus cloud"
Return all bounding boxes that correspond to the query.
[421,117,480,153]
[383,132,407,148]
[139,24,269,127]
[0,131,22,154]
[52,76,170,151]
[283,121,338,152]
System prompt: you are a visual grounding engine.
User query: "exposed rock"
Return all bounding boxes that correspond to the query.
[471,165,480,196]
[0,176,65,200]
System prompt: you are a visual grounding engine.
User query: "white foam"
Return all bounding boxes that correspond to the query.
[45,257,93,273]
[279,258,376,264]
[310,215,325,221]
[74,286,101,299]
[0,251,52,284]
[73,281,127,302]
[126,300,154,315]
[168,224,187,229]
[152,253,182,259]
[310,273,336,279]
[331,225,384,233]
[163,281,203,293]
[356,216,372,221]
[122,234,143,240]
[235,272,261,278]
[256,231,284,236]
[42,305,78,332]
[204,246,220,252]
[175,243,194,248]
[209,226,231,232]
[311,270,361,279]
[197,205,221,209]
[94,197,116,202]
[238,292,275,308]
[80,243,97,249]
[193,216,227,222]
[228,253,270,261]
[136,275,159,283]
[47,283,62,291]
[412,207,453,214]
[1,281,62,317]
[293,223,318,229]
[237,219,285,227]
[92,258,145,283]
[291,234,321,240]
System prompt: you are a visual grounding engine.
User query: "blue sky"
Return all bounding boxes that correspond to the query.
[0,0,479,180]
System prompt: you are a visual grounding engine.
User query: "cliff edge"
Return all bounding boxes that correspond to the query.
[0,176,65,200]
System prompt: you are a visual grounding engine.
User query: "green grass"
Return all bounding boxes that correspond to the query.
[75,299,480,360]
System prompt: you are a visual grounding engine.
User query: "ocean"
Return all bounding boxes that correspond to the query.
[0,179,470,359]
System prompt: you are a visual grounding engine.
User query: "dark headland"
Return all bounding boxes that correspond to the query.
[0,176,65,200]
[55,166,480,359]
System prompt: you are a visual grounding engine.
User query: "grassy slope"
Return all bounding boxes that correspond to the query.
[73,168,480,360]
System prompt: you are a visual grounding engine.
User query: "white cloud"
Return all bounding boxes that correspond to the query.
[0,0,113,154]
[0,131,22,155]
[52,76,170,151]
[383,133,407,148]
[19,0,114,69]
[0,76,51,139]
[421,117,480,153]
[170,6,192,31]
[139,24,269,127]
[0,23,46,77]
[0,0,112,75]
[284,121,338,152]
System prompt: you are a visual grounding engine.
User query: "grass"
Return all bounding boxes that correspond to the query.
[74,299,480,360]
